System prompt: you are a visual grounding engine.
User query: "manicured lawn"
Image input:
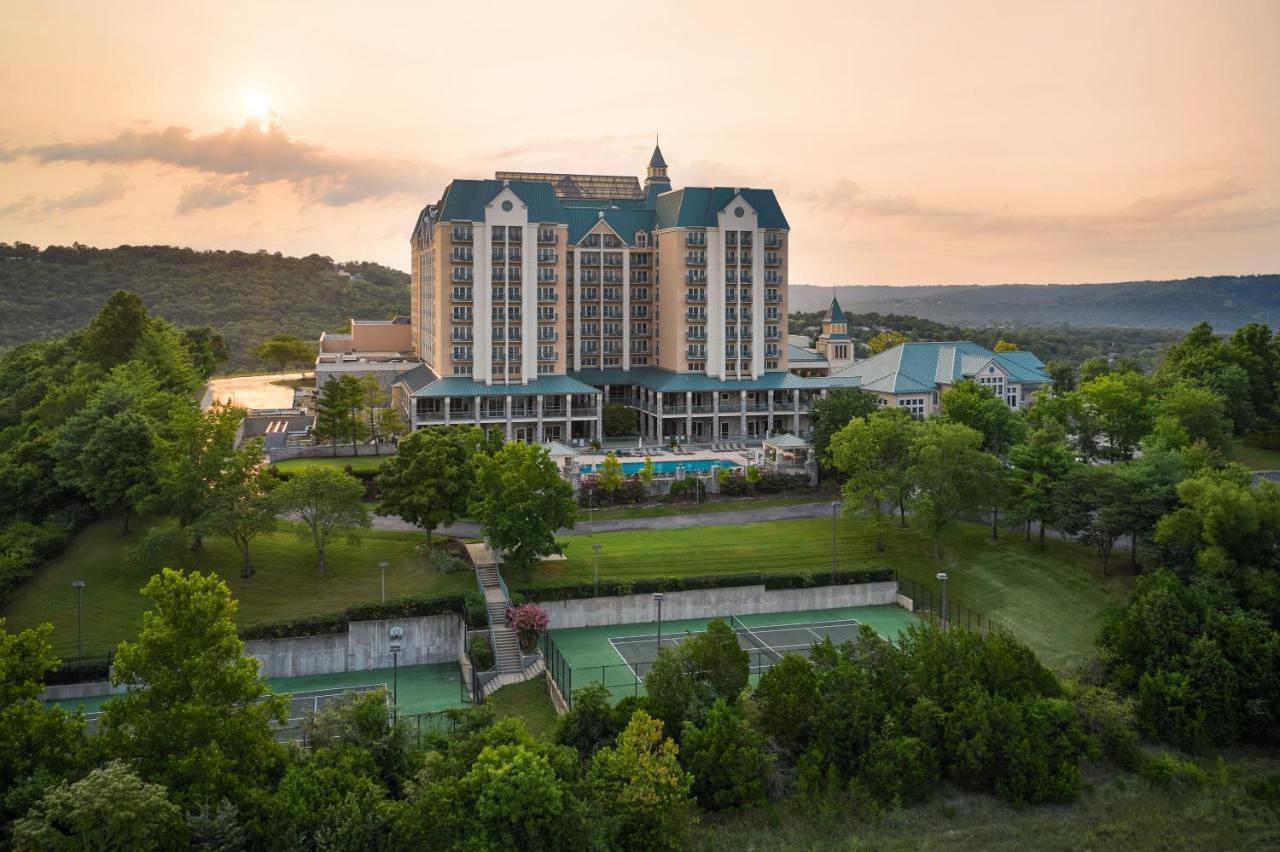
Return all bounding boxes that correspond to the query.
[523,517,1130,671]
[1232,433,1280,470]
[1,517,470,658]
[272,454,388,474]
[578,493,834,522]
[487,675,560,739]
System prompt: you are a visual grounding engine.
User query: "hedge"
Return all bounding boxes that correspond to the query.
[46,654,114,685]
[236,591,485,640]
[511,568,896,604]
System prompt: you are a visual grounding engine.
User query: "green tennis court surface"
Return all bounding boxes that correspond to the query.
[543,604,917,705]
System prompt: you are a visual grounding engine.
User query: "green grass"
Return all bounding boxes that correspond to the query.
[272,454,387,474]
[1,517,470,658]
[1232,433,1280,471]
[694,753,1280,850]
[577,494,833,522]
[487,675,560,738]
[522,517,1130,672]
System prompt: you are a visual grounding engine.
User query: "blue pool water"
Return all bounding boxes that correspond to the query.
[579,459,740,475]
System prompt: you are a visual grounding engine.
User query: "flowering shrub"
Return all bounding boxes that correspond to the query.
[505,602,550,651]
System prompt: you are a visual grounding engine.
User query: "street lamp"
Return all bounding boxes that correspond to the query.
[935,572,949,630]
[653,592,664,652]
[592,543,602,596]
[71,580,85,659]
[830,501,842,582]
[378,561,389,604]
[388,626,404,713]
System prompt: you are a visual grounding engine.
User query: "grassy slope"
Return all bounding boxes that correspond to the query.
[579,494,835,522]
[527,518,1130,671]
[1,517,470,657]
[487,675,560,739]
[694,756,1280,851]
[1233,434,1280,471]
[272,455,388,474]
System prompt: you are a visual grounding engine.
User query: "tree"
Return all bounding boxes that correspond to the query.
[1077,371,1156,460]
[829,408,917,538]
[1160,322,1255,434]
[1053,464,1131,575]
[101,569,288,808]
[68,410,156,534]
[199,440,278,577]
[147,400,242,550]
[1229,322,1280,437]
[357,373,388,449]
[597,452,624,503]
[638,456,656,494]
[908,420,1001,557]
[1008,423,1078,548]
[12,761,188,851]
[557,682,622,759]
[471,442,576,584]
[602,402,637,437]
[377,406,408,443]
[810,388,878,470]
[752,652,818,756]
[133,322,201,396]
[683,618,750,701]
[315,374,369,456]
[867,330,909,354]
[993,340,1018,352]
[1155,383,1233,454]
[679,700,770,811]
[1077,356,1111,385]
[180,326,230,381]
[253,334,313,375]
[376,426,482,548]
[273,466,370,573]
[82,289,150,368]
[589,711,695,852]
[939,379,1026,456]
[1043,360,1076,395]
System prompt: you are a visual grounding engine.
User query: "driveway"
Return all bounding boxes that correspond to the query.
[371,500,838,538]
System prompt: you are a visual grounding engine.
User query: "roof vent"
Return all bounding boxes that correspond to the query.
[598,211,604,219]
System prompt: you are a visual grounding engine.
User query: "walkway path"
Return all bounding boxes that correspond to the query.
[370,500,840,538]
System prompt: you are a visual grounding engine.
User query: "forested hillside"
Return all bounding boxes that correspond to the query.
[790,275,1280,330]
[0,243,409,370]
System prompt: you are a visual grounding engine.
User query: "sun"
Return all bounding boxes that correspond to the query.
[242,90,274,124]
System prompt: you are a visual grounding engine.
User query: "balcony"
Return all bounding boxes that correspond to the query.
[686,232,706,247]
[765,290,781,303]
[537,290,557,302]
[686,291,706,303]
[686,253,706,266]
[765,253,781,266]
[451,250,473,262]
[543,406,566,417]
[685,272,707,284]
[764,236,782,249]
[571,406,598,417]
[537,251,558,263]
[452,228,473,243]
[538,230,557,244]
[450,271,473,283]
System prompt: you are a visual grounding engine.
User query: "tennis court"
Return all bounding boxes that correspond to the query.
[542,604,916,705]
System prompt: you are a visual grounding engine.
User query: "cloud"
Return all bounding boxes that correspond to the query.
[800,177,1279,243]
[0,173,132,219]
[22,121,439,209]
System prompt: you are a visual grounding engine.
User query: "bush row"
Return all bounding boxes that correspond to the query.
[0,506,94,608]
[512,568,896,603]
[236,592,485,640]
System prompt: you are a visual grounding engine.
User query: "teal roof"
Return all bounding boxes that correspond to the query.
[437,179,568,224]
[654,187,789,230]
[409,375,602,399]
[567,207,657,246]
[571,367,859,394]
[832,341,1049,394]
[826,297,845,323]
[764,432,810,449]
[787,343,827,364]
[649,144,667,169]
[396,363,437,394]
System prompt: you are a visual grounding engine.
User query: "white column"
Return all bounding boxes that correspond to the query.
[655,391,663,440]
[474,223,491,385]
[474,395,482,425]
[565,393,573,441]
[443,396,451,425]
[536,395,544,441]
[622,250,632,371]
[740,390,747,437]
[712,392,720,441]
[522,224,537,382]
[685,390,693,439]
[707,229,724,379]
[793,391,801,434]
[767,389,774,434]
[752,227,765,378]
[572,252,582,371]
[505,394,513,440]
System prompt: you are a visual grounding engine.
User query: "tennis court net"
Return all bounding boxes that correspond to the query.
[730,614,785,665]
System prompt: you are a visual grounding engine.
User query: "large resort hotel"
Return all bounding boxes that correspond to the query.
[318,146,1052,444]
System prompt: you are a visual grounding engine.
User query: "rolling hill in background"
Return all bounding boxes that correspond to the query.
[790,276,1280,330]
[0,243,409,370]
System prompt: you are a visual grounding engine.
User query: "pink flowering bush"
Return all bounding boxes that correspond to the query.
[505,602,551,651]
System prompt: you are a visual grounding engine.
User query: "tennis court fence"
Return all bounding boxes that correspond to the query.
[899,576,1001,634]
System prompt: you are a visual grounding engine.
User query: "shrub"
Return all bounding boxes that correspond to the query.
[1142,751,1208,788]
[464,592,489,629]
[557,683,620,759]
[427,548,469,575]
[515,569,896,604]
[470,635,494,671]
[504,603,550,651]
[753,654,818,756]
[680,700,771,810]
[1136,669,1206,751]
[861,722,939,805]
[238,593,469,639]
[1071,684,1141,769]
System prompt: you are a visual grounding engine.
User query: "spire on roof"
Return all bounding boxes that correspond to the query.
[825,296,845,324]
[648,142,667,169]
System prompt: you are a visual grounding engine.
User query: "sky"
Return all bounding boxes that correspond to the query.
[1,0,1277,285]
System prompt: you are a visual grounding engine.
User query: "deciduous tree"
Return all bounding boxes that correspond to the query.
[908,420,1001,557]
[376,426,482,547]
[199,440,278,577]
[253,334,314,375]
[471,442,575,584]
[274,466,370,573]
[589,711,694,852]
[810,388,879,471]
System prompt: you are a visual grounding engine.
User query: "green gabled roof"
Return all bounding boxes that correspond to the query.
[410,375,601,399]
[570,368,861,394]
[436,179,568,224]
[994,350,1050,383]
[787,343,827,363]
[832,341,1049,394]
[653,187,789,230]
[566,208,656,246]
[764,432,810,449]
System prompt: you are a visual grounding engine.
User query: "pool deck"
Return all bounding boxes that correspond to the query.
[575,448,752,472]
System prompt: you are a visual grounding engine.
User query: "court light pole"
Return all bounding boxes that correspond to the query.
[378,561,389,604]
[830,501,842,583]
[653,592,664,652]
[592,543,602,596]
[71,580,85,659]
[936,572,949,630]
[389,626,404,715]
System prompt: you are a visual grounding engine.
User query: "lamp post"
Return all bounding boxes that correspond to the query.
[588,486,594,526]
[830,501,842,583]
[936,572,949,630]
[653,592,664,652]
[592,543,602,596]
[71,580,85,659]
[378,561,389,604]
[388,626,404,714]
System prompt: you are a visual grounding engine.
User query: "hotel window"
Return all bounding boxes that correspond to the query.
[632,322,648,336]
[452,225,473,242]
[452,286,472,301]
[631,270,649,284]
[491,226,506,242]
[603,287,621,300]
[897,397,926,417]
[538,228,556,243]
[452,306,472,321]
[725,269,737,284]
[581,304,599,319]
[765,307,779,321]
[537,268,556,282]
[451,266,472,282]
[451,345,473,361]
[635,231,649,247]
[632,287,649,300]
[603,322,621,336]
[453,365,471,376]
[537,286,556,301]
[537,306,556,321]
[538,363,555,374]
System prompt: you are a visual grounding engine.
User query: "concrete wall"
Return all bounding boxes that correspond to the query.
[244,612,465,679]
[266,443,398,463]
[41,680,128,702]
[538,581,899,630]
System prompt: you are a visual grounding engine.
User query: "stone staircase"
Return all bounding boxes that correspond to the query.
[473,553,534,687]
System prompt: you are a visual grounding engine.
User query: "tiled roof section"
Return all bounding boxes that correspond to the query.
[396,363,438,394]
[436,179,569,224]
[566,208,657,246]
[787,343,827,363]
[653,187,789,230]
[833,341,1050,393]
[496,171,644,201]
[409,375,602,399]
[571,368,861,393]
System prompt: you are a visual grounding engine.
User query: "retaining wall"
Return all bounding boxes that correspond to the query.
[266,443,398,463]
[538,581,899,630]
[244,612,465,679]
[41,680,128,702]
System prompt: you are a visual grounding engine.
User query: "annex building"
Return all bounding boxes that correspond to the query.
[323,145,1051,444]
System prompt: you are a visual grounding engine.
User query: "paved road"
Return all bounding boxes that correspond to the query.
[370,500,839,538]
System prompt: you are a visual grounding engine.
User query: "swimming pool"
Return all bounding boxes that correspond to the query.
[579,459,740,476]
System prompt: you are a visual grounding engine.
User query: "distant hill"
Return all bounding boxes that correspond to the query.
[790,276,1280,331]
[0,243,409,370]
